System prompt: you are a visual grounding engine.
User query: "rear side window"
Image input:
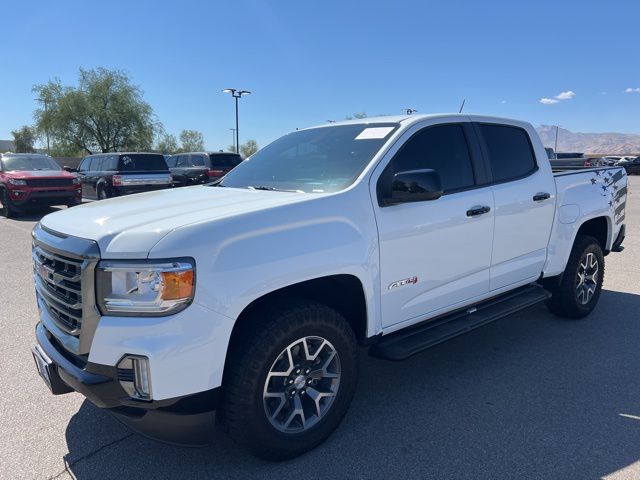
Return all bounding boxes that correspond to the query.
[479,124,536,182]
[191,154,206,166]
[209,153,242,168]
[118,154,168,171]
[103,155,118,170]
[390,124,475,192]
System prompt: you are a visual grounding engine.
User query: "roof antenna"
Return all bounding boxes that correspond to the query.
[458,99,466,113]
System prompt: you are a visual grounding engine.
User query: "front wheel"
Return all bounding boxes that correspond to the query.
[544,234,605,318]
[220,300,358,460]
[0,189,15,218]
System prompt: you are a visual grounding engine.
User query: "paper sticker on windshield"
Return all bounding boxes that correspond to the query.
[355,127,394,140]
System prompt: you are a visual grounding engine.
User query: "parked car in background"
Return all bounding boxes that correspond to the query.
[599,156,621,166]
[0,153,81,218]
[75,152,172,200]
[167,152,243,187]
[622,156,640,174]
[617,156,637,165]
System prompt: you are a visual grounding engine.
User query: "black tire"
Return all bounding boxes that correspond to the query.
[0,189,14,218]
[544,234,604,319]
[220,299,358,460]
[66,198,80,208]
[97,186,108,200]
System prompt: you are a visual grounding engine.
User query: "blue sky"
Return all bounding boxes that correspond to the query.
[1,0,639,150]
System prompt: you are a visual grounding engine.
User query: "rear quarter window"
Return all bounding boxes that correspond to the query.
[118,154,168,172]
[479,124,537,182]
[209,154,242,168]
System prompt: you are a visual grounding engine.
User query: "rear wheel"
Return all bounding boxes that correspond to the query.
[221,300,358,460]
[0,189,15,218]
[545,235,604,318]
[97,186,108,200]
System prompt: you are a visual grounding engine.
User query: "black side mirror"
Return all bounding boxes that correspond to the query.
[384,169,443,206]
[63,166,77,173]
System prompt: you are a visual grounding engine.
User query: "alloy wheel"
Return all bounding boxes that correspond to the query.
[576,252,598,304]
[263,336,341,433]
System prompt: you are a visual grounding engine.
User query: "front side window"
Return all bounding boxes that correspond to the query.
[220,123,398,193]
[165,156,177,168]
[479,124,536,182]
[388,124,475,192]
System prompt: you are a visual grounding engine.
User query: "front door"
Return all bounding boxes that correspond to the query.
[372,120,495,329]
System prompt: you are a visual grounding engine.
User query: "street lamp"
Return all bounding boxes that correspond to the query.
[222,88,251,154]
[229,128,236,152]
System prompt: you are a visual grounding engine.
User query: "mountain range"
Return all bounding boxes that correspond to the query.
[536,125,640,155]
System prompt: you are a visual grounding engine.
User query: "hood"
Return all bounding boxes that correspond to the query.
[40,185,313,257]
[7,169,74,179]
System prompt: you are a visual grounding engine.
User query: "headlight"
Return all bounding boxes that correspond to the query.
[96,259,195,316]
[8,178,27,186]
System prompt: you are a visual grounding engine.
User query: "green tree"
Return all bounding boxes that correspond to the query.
[156,133,178,154]
[240,139,258,157]
[227,144,236,153]
[33,68,159,154]
[10,126,36,153]
[179,130,205,152]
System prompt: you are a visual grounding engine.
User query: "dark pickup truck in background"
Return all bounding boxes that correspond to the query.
[75,152,172,200]
[166,152,242,187]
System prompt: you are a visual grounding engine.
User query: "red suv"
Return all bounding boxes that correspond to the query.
[0,153,81,218]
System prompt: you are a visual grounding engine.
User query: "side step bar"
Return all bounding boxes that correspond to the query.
[369,284,551,361]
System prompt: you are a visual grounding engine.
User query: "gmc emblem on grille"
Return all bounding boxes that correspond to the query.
[36,262,56,285]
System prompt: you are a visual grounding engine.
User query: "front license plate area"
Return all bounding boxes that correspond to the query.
[32,345,73,395]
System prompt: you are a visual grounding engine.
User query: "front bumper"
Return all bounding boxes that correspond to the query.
[35,322,220,446]
[9,188,80,208]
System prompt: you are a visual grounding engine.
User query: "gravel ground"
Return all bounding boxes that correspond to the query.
[0,177,638,480]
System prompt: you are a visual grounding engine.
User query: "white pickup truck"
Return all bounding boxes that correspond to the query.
[31,114,628,459]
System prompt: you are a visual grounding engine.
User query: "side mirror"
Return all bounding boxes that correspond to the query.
[384,169,443,205]
[63,166,77,173]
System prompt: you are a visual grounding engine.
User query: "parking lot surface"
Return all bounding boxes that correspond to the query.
[1,178,639,480]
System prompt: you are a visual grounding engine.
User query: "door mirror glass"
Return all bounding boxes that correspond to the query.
[385,169,443,205]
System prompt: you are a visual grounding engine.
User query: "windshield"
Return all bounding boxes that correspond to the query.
[219,123,398,193]
[1,155,61,172]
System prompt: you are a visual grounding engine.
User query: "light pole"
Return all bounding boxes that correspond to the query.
[36,97,50,155]
[222,88,251,154]
[229,128,236,152]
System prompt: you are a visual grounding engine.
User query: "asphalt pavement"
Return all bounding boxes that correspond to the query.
[1,177,639,480]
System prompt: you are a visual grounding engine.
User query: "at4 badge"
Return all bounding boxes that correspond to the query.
[388,276,418,290]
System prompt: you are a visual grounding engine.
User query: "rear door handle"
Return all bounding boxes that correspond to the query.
[466,205,491,217]
[533,192,551,202]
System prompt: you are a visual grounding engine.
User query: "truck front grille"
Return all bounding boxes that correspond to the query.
[33,245,84,334]
[26,178,74,187]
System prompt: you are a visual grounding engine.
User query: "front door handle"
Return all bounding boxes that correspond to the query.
[466,205,491,217]
[533,192,551,202]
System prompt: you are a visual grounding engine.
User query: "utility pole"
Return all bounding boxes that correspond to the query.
[222,88,251,154]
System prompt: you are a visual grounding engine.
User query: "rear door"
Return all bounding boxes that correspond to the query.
[77,158,91,197]
[475,123,556,290]
[372,119,495,328]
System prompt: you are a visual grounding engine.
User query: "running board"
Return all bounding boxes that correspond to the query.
[369,284,551,361]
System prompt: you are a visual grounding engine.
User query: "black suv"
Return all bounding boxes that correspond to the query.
[76,153,172,200]
[623,156,640,175]
[166,152,243,187]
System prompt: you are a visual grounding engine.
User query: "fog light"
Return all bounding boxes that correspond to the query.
[117,355,152,401]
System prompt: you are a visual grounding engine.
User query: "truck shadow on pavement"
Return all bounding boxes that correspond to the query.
[63,288,640,479]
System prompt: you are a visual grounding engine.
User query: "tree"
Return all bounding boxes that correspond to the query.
[227,145,236,153]
[33,68,159,154]
[179,130,204,152]
[11,126,36,153]
[156,133,178,154]
[240,139,258,157]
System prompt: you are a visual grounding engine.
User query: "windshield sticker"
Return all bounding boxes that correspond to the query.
[355,127,394,140]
